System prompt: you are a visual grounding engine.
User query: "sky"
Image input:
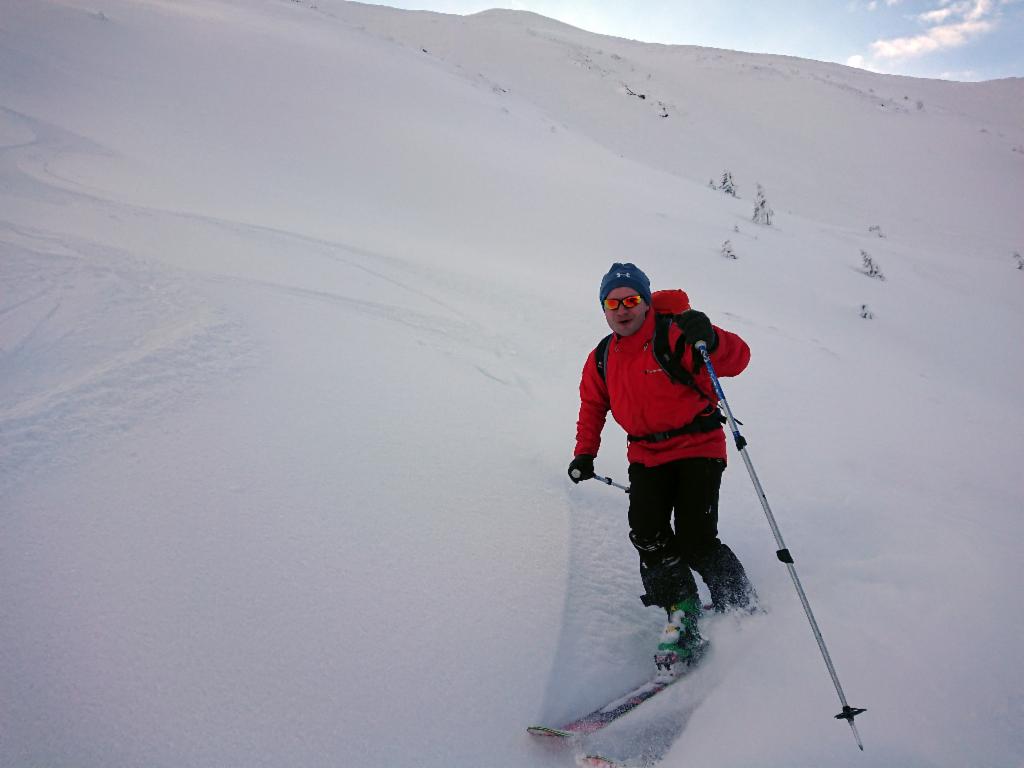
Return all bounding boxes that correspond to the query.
[358,0,1024,80]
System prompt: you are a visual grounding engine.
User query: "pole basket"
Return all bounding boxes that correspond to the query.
[835,705,866,722]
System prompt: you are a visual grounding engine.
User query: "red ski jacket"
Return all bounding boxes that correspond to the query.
[574,299,750,467]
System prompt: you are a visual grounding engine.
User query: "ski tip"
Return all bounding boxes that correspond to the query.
[527,725,574,739]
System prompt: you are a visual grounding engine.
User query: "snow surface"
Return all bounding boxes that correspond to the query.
[1,1,1022,766]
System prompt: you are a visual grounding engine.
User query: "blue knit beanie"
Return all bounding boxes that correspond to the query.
[599,262,651,306]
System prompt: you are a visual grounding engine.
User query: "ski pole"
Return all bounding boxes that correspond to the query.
[695,341,867,750]
[569,469,630,493]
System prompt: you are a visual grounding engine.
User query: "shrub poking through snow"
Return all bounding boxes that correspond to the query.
[861,250,885,280]
[752,183,773,225]
[721,240,737,259]
[719,170,737,197]
[860,304,874,319]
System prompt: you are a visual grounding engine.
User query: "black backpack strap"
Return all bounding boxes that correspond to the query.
[652,314,709,401]
[627,410,726,443]
[594,333,612,383]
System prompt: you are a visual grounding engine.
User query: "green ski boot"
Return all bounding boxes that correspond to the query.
[654,598,708,680]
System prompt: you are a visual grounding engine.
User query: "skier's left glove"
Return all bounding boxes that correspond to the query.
[675,310,718,372]
[568,455,595,484]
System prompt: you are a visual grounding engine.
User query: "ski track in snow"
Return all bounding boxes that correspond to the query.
[0,234,247,492]
[0,104,540,502]
[1,86,557,768]
[0,111,243,492]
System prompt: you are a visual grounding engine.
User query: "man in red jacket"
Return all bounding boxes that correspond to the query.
[568,262,756,676]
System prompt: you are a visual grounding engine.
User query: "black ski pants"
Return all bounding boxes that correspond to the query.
[627,457,754,612]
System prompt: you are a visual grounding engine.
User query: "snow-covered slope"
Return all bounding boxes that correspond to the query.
[1,2,1022,767]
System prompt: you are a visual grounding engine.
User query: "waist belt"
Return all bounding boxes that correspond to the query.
[627,409,726,443]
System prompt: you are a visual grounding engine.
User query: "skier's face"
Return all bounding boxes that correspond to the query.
[603,287,648,337]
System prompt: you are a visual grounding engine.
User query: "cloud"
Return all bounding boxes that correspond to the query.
[938,68,981,80]
[845,53,884,72]
[918,7,957,23]
[850,0,1001,69]
[870,18,995,59]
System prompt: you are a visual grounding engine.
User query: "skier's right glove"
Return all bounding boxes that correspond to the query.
[567,455,595,484]
[674,309,718,372]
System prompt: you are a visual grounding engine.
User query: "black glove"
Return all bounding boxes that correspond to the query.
[568,455,595,484]
[674,310,718,372]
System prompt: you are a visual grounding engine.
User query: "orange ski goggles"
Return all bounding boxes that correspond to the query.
[602,294,644,310]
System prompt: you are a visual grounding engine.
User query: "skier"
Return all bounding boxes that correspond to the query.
[569,263,757,676]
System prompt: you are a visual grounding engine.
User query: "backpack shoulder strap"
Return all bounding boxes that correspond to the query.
[594,333,612,383]
[652,314,709,401]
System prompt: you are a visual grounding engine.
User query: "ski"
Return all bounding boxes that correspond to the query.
[527,675,680,739]
[528,636,710,740]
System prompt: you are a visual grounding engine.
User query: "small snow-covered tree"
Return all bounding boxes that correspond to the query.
[860,304,874,319]
[752,183,773,225]
[719,171,737,197]
[868,224,886,238]
[861,249,885,280]
[1015,251,1023,270]
[721,240,737,259]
